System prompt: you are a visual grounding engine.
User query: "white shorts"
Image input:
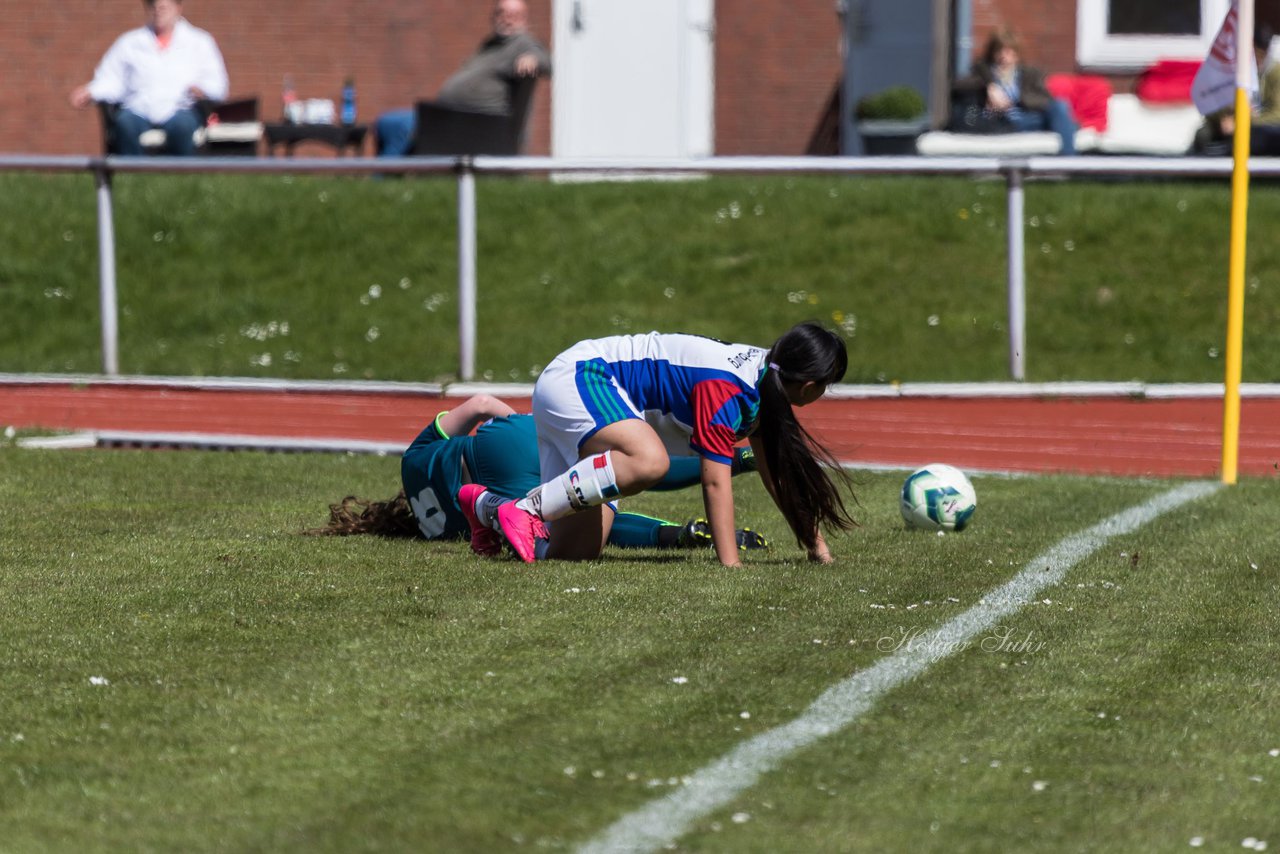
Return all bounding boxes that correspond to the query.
[530,346,644,480]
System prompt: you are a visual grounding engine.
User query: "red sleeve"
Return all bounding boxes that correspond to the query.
[689,379,745,464]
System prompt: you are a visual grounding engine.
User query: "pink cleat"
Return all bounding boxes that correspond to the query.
[458,484,501,557]
[495,501,547,564]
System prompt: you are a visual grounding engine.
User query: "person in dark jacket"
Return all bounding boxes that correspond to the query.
[971,29,1077,155]
[374,0,551,157]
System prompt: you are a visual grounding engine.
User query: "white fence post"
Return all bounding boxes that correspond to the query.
[94,164,120,376]
[457,159,477,382]
[1005,166,1026,382]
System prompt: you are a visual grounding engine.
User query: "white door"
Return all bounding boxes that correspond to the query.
[552,0,715,159]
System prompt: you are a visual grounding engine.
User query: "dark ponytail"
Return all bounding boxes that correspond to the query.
[757,322,858,549]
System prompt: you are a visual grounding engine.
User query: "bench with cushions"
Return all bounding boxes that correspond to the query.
[916,63,1204,157]
[916,94,1204,156]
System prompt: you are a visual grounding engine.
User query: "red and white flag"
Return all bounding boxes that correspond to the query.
[1192,0,1259,115]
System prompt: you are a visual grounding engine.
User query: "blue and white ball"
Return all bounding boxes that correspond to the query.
[900,463,977,532]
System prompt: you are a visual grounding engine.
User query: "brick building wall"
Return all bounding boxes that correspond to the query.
[0,0,841,157]
[18,2,1280,158]
[970,0,1077,76]
[970,0,1280,87]
[713,0,844,155]
[0,0,554,156]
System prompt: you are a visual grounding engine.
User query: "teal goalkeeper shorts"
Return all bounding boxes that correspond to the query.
[400,413,541,540]
[464,414,542,499]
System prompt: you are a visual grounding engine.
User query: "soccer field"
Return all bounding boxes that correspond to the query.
[1,446,1277,852]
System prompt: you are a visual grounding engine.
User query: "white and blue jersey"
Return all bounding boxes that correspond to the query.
[531,332,766,473]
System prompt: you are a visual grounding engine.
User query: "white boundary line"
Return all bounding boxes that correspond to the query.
[15,430,406,456]
[577,480,1223,854]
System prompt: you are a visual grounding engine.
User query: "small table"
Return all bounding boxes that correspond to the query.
[263,123,368,157]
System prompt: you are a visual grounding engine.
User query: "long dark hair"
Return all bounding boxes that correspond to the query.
[757,322,858,549]
[304,490,420,537]
[982,28,1022,65]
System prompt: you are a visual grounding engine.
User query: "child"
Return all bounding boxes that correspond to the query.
[308,393,766,552]
[462,322,856,566]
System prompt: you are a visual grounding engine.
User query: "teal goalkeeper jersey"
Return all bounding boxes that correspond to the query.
[400,414,541,540]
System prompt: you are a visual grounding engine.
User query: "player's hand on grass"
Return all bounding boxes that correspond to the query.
[808,531,833,563]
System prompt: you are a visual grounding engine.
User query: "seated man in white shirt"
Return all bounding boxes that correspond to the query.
[69,0,228,155]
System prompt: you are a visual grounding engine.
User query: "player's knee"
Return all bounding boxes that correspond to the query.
[629,448,669,489]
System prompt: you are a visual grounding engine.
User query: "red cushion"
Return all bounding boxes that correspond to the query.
[1135,59,1200,103]
[1046,73,1113,131]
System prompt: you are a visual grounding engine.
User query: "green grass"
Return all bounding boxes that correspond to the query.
[1,445,1277,851]
[3,167,1278,850]
[3,171,1280,383]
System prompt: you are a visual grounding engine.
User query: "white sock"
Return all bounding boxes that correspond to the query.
[516,451,619,522]
[473,490,504,529]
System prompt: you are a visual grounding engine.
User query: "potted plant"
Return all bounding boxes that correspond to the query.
[854,85,929,155]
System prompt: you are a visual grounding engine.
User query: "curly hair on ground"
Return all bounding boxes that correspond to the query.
[304,490,420,538]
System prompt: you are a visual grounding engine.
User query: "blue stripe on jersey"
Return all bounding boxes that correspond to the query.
[609,358,754,431]
[575,358,636,430]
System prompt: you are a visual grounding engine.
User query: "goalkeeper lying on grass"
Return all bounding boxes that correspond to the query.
[309,393,767,553]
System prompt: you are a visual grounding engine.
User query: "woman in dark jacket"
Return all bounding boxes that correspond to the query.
[972,29,1077,154]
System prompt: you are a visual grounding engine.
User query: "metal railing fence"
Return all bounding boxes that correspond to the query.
[2,153,1274,381]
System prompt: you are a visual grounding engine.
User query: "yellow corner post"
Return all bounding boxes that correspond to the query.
[1221,83,1251,485]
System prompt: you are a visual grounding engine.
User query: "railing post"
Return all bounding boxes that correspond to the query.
[1005,165,1026,381]
[456,157,477,382]
[94,163,120,376]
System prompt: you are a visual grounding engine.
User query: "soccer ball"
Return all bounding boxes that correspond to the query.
[900,463,977,532]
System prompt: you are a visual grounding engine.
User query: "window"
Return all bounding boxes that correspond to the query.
[1077,0,1230,68]
[1109,0,1199,35]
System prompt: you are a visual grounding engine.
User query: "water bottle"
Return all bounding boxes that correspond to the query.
[341,77,357,126]
[282,74,298,123]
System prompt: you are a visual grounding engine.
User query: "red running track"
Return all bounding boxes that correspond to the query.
[3,381,1280,478]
